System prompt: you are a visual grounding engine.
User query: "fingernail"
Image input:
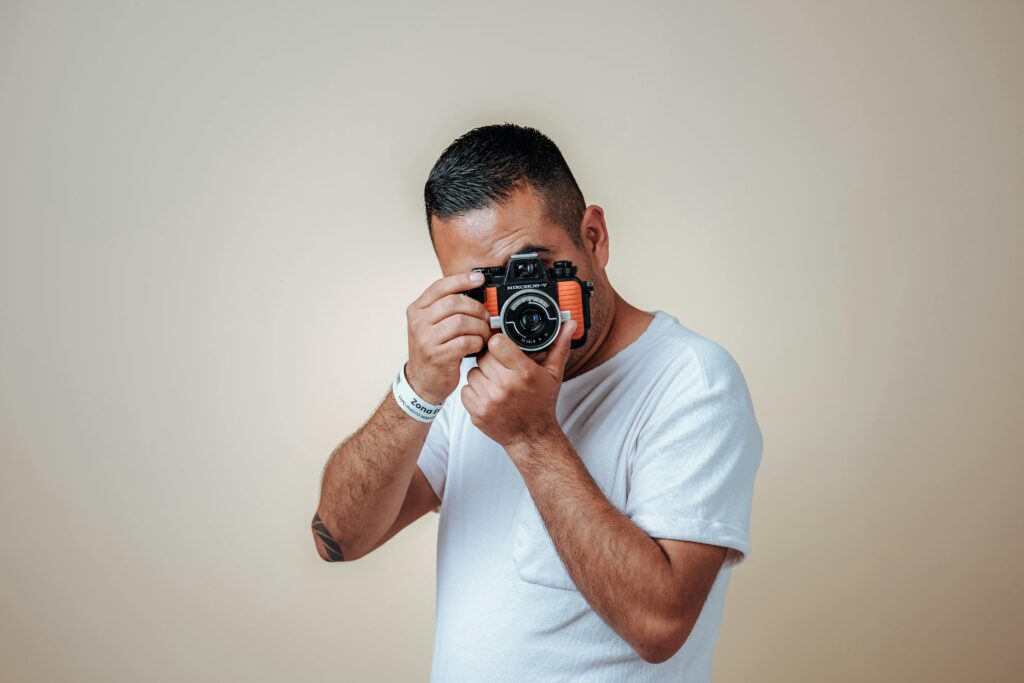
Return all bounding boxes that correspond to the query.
[470,271,485,283]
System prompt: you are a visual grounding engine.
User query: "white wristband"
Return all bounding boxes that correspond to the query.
[392,362,443,423]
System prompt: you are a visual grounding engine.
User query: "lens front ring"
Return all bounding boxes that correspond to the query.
[498,289,561,352]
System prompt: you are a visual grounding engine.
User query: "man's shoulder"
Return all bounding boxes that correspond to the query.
[649,313,755,408]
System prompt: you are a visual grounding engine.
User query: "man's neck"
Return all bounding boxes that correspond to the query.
[564,291,655,381]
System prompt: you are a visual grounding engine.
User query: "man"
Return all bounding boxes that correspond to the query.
[311,123,763,681]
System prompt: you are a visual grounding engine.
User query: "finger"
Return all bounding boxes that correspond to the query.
[414,272,486,310]
[424,292,492,325]
[466,365,486,389]
[466,366,495,401]
[475,347,509,381]
[436,334,484,358]
[541,320,576,377]
[460,383,480,411]
[433,313,492,345]
[485,332,533,372]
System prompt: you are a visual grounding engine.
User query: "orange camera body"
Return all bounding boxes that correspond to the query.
[461,252,594,356]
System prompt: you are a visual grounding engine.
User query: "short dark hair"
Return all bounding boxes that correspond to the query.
[424,123,586,249]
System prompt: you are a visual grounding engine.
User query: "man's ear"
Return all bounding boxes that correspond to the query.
[580,205,609,271]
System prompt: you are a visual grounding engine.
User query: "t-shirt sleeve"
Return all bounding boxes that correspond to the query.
[624,347,763,567]
[415,392,454,509]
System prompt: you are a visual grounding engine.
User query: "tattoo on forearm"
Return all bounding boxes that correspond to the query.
[312,513,346,561]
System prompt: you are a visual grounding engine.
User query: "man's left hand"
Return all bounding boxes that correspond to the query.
[462,319,577,450]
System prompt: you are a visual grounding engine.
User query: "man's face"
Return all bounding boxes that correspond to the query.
[430,183,607,373]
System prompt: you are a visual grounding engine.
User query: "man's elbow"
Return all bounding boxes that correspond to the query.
[313,535,346,562]
[632,616,695,665]
[311,512,349,562]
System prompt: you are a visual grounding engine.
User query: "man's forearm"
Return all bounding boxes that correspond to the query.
[315,387,433,560]
[506,431,690,659]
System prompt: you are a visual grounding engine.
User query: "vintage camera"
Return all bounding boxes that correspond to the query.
[461,252,594,356]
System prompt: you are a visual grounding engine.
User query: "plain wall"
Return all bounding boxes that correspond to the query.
[2,1,1022,681]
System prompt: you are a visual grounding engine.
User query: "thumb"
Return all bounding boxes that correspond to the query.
[542,319,576,378]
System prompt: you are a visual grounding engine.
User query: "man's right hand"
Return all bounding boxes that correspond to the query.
[405,271,492,405]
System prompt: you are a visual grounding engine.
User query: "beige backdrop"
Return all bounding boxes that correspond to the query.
[2,1,1022,681]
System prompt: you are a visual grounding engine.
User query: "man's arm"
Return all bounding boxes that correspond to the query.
[507,431,726,664]
[312,390,436,562]
[460,319,724,662]
[311,270,491,562]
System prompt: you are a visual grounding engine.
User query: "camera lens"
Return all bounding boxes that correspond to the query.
[500,290,560,352]
[519,308,543,333]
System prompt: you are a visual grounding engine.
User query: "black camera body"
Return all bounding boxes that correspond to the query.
[461,252,594,356]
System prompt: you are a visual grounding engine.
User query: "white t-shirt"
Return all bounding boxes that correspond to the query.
[416,309,763,682]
